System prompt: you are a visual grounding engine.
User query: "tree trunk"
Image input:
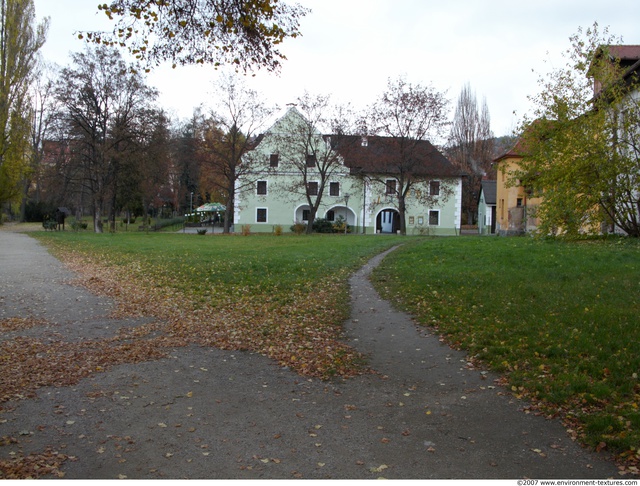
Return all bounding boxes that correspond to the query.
[398,196,407,235]
[92,191,104,233]
[223,199,233,234]
[93,205,103,233]
[305,207,317,234]
[223,176,235,233]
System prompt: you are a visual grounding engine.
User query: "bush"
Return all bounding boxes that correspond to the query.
[25,201,57,222]
[241,225,251,236]
[197,229,208,235]
[312,216,351,234]
[274,224,283,236]
[71,219,88,231]
[290,222,306,234]
[42,219,57,231]
[332,216,352,234]
[312,218,334,233]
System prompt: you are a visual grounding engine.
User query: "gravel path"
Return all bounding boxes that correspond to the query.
[0,230,619,479]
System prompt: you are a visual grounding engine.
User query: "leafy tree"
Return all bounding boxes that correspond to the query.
[517,23,640,237]
[55,46,159,232]
[198,74,275,233]
[83,0,309,72]
[115,109,172,223]
[447,83,494,224]
[363,76,453,235]
[0,0,47,211]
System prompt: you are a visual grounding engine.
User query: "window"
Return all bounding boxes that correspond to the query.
[516,197,523,207]
[307,181,319,196]
[306,153,316,168]
[256,180,267,195]
[409,216,415,225]
[326,210,335,222]
[429,210,439,226]
[302,209,310,221]
[429,180,440,196]
[385,179,396,195]
[256,208,267,223]
[269,153,279,167]
[329,181,340,196]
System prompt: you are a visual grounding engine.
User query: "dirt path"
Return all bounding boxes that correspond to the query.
[0,231,620,479]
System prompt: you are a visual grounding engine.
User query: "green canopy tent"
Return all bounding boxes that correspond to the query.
[195,203,226,225]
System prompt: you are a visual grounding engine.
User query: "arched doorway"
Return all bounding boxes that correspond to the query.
[326,206,356,227]
[376,209,400,233]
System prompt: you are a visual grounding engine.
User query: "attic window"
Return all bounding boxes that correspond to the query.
[361,137,368,147]
[270,153,279,167]
[429,180,440,196]
[306,154,316,168]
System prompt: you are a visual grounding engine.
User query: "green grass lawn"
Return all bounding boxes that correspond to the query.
[370,236,640,461]
[31,230,640,465]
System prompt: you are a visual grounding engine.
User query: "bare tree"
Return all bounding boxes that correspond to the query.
[18,64,56,220]
[198,74,276,233]
[270,93,347,234]
[447,83,494,224]
[55,46,159,232]
[364,77,453,235]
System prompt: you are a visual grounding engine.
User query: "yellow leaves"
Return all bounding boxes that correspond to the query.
[0,448,73,479]
[530,448,547,458]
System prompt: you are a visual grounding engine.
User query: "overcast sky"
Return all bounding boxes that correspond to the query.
[33,0,638,138]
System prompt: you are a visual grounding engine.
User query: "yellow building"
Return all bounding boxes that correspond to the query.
[493,143,542,236]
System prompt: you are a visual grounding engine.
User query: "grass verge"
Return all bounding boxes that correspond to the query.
[370,236,640,472]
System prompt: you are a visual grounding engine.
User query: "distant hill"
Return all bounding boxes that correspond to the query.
[491,135,517,159]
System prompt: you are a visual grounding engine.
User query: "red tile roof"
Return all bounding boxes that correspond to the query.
[331,135,463,177]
